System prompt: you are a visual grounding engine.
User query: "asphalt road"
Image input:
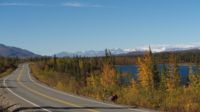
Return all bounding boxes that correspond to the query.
[2,64,154,112]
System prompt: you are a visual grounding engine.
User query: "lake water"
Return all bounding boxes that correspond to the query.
[116,65,195,84]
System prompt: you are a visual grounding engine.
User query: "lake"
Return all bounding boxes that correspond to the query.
[116,65,195,84]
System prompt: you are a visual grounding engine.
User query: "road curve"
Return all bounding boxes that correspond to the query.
[2,64,154,112]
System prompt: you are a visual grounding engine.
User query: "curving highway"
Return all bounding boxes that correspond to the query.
[2,64,154,112]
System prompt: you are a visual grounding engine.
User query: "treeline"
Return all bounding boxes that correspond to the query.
[30,49,200,111]
[115,49,200,65]
[0,57,19,76]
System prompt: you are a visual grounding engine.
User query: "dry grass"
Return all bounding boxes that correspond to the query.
[0,68,20,112]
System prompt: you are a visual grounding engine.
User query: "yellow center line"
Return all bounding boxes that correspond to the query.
[17,67,99,112]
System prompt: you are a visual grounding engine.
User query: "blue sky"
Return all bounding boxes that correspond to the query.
[1,0,200,55]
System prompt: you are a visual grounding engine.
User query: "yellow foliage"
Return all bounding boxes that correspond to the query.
[167,54,180,92]
[166,78,176,92]
[87,74,98,88]
[137,52,154,91]
[56,82,65,90]
[30,58,200,112]
[100,63,118,90]
[123,80,139,105]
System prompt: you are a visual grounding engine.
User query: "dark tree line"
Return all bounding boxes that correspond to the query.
[0,57,19,74]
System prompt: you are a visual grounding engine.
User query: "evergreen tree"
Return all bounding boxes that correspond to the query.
[53,55,57,70]
[160,64,168,91]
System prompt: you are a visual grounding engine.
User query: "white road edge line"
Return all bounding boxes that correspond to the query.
[3,69,52,112]
[27,64,147,111]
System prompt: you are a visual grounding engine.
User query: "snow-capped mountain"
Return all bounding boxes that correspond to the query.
[55,44,200,57]
[56,49,126,57]
[134,44,200,53]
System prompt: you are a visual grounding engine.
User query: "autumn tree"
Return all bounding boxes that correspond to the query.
[86,74,103,99]
[167,54,181,91]
[100,63,119,98]
[137,47,159,91]
[121,80,140,105]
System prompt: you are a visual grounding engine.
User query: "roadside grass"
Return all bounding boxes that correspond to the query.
[0,68,17,112]
[29,63,79,94]
[0,68,15,78]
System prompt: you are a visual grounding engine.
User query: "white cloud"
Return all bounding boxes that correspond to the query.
[0,3,45,7]
[63,2,83,7]
[62,2,103,8]
[0,2,103,8]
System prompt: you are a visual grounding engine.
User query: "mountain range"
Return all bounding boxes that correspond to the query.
[55,44,200,57]
[0,44,39,58]
[0,43,200,58]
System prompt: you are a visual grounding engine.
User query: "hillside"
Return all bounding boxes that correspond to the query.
[0,44,39,58]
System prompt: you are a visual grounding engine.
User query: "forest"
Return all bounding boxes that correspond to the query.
[0,57,19,78]
[29,49,200,112]
[114,49,200,65]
